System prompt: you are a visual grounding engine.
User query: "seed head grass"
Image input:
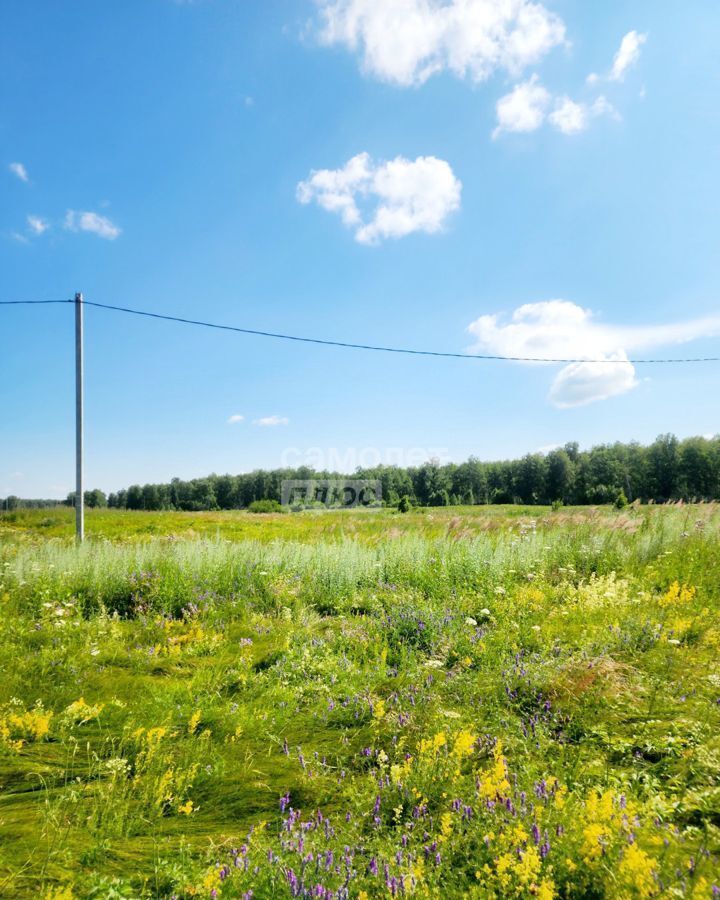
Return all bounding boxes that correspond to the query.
[0,505,718,897]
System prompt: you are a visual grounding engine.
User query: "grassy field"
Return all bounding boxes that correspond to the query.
[0,505,718,898]
[0,504,619,544]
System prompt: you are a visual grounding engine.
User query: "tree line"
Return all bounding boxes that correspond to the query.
[4,434,718,513]
[101,433,720,510]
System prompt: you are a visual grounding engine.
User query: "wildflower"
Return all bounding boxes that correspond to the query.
[660,581,696,607]
[439,812,453,842]
[537,879,556,899]
[452,729,476,758]
[618,843,657,897]
[478,741,510,800]
[582,823,609,862]
[64,697,103,724]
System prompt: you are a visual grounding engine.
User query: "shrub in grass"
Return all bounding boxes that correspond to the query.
[398,495,412,513]
[248,499,285,514]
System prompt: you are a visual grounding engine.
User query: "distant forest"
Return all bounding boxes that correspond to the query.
[5,433,716,512]
[3,433,718,512]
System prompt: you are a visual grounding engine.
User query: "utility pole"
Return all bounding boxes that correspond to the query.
[75,292,84,542]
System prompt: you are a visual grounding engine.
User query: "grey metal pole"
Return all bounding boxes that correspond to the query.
[75,292,84,542]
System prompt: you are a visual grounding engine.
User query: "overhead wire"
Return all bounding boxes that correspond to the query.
[2,297,719,364]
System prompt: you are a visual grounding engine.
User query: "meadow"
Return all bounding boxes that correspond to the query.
[0,505,718,898]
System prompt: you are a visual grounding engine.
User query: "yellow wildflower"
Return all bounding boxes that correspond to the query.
[514,846,542,887]
[660,581,695,607]
[536,878,556,899]
[582,823,609,863]
[64,697,103,724]
[452,729,476,758]
[439,812,453,842]
[618,843,657,898]
[478,741,510,799]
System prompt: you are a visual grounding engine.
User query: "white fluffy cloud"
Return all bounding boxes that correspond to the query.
[9,162,28,182]
[227,414,245,424]
[467,300,720,408]
[64,210,121,240]
[493,75,550,137]
[548,96,586,134]
[494,78,617,137]
[314,0,566,87]
[549,355,638,408]
[27,215,49,235]
[297,152,461,244]
[254,416,289,427]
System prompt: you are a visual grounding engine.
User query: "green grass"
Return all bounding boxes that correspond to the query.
[0,503,679,544]
[0,505,718,897]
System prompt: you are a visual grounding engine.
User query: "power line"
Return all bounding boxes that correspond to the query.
[2,297,719,364]
[0,299,70,305]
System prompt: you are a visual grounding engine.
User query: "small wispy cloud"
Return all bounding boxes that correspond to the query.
[27,215,49,235]
[588,30,647,85]
[610,30,647,81]
[9,162,28,182]
[64,210,121,240]
[227,414,245,425]
[253,416,289,427]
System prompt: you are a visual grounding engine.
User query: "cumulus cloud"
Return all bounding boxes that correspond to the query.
[494,78,617,137]
[493,75,550,137]
[27,215,49,235]
[550,94,617,134]
[64,210,121,240]
[254,416,289,427]
[548,96,586,134]
[9,162,28,182]
[297,152,461,244]
[549,354,638,408]
[227,414,245,424]
[467,300,720,408]
[314,0,566,87]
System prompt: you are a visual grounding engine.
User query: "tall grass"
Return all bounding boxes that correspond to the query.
[0,506,718,897]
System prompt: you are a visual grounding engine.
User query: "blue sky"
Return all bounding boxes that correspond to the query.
[2,0,719,498]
